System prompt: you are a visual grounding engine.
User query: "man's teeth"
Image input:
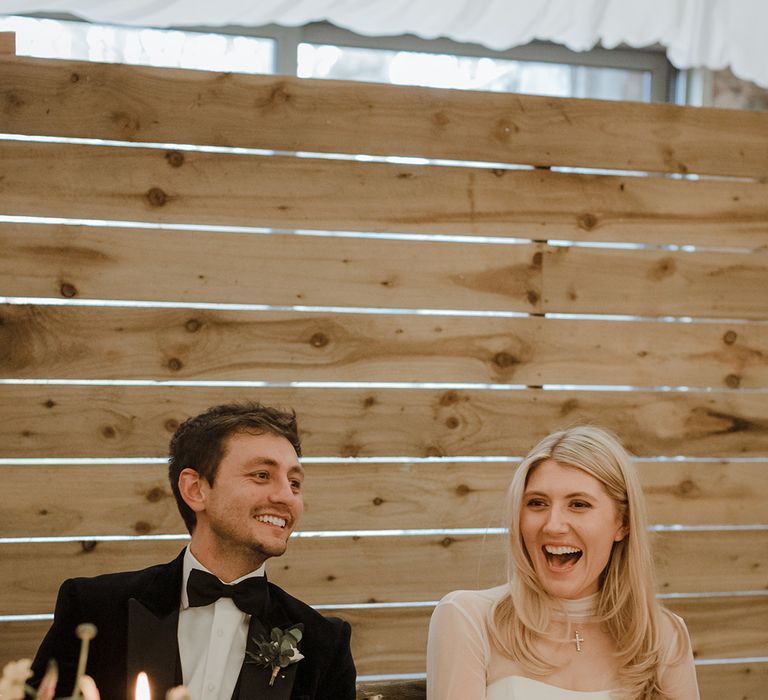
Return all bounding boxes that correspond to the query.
[256,515,286,528]
[544,545,581,555]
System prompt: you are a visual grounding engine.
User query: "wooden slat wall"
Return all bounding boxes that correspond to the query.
[3,56,768,178]
[1,53,767,698]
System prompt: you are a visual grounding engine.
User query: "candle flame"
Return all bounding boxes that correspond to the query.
[135,672,151,700]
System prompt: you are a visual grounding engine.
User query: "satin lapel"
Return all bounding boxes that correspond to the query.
[125,550,185,698]
[126,598,180,698]
[237,600,303,700]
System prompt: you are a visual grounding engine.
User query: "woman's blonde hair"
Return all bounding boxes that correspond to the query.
[489,426,683,699]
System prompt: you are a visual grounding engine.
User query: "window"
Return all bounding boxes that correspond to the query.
[0,15,674,102]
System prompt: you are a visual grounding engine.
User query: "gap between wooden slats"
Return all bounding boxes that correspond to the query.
[2,56,768,178]
[1,142,768,246]
[2,386,768,459]
[1,533,766,613]
[2,305,767,389]
[2,461,766,537]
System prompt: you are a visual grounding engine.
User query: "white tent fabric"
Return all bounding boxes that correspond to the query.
[1,0,767,87]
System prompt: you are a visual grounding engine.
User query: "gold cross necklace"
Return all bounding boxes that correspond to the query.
[573,631,584,652]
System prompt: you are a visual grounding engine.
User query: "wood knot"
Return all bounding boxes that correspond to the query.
[80,540,97,553]
[425,445,444,457]
[44,399,56,408]
[676,479,699,497]
[326,574,336,581]
[725,373,741,389]
[439,390,460,406]
[341,443,361,458]
[491,168,506,178]
[167,357,183,372]
[532,251,543,267]
[650,257,676,280]
[455,484,470,496]
[164,418,180,432]
[185,318,201,333]
[560,398,579,416]
[60,282,78,298]
[577,213,598,231]
[146,187,168,207]
[493,352,518,368]
[165,150,185,167]
[440,537,454,548]
[70,72,80,83]
[363,396,376,408]
[309,332,329,348]
[145,487,165,503]
[372,497,384,506]
[134,521,152,535]
[723,330,738,345]
[101,425,116,439]
[445,416,460,429]
[432,111,450,128]
[396,172,413,179]
[526,290,540,305]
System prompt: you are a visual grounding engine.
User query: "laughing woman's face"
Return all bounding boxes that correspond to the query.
[520,459,626,600]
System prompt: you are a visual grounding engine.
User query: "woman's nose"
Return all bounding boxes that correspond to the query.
[542,507,569,533]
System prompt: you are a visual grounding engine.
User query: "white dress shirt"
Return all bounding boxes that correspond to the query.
[178,548,266,700]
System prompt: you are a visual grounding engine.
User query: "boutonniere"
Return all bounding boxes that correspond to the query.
[246,625,304,686]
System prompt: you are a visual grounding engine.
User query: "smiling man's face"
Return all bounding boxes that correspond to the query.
[520,459,625,600]
[194,430,304,572]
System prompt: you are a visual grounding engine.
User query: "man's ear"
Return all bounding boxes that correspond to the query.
[178,468,208,514]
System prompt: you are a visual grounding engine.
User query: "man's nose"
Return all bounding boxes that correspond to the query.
[269,476,297,503]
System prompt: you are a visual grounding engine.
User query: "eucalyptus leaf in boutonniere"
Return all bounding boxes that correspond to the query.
[246,625,304,686]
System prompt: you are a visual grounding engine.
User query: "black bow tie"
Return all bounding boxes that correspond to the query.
[186,568,269,617]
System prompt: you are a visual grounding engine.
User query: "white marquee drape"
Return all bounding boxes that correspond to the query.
[0,0,767,87]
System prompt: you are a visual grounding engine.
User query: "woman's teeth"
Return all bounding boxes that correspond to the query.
[543,545,582,567]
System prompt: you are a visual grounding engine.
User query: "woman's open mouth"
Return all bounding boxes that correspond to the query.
[543,544,582,570]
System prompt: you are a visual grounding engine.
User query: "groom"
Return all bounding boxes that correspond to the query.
[31,402,356,699]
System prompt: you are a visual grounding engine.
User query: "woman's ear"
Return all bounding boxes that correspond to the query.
[614,523,629,542]
[178,468,207,514]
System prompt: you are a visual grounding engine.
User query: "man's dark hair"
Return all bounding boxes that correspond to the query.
[168,401,302,533]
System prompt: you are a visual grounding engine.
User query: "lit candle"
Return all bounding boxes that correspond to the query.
[135,672,151,700]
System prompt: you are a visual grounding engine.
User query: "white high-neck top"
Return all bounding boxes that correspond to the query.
[426,586,699,700]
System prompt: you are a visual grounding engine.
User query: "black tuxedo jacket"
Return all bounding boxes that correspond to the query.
[31,550,356,700]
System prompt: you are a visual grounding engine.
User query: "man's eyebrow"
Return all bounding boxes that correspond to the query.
[243,457,278,468]
[289,464,305,477]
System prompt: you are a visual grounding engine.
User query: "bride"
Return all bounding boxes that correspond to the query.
[426,426,699,699]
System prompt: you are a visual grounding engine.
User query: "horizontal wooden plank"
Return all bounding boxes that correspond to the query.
[2,531,765,614]
[2,385,768,459]
[2,613,765,693]
[5,306,768,389]
[0,223,542,312]
[349,599,768,678]
[544,246,768,320]
[2,460,766,537]
[696,662,768,700]
[3,56,768,178]
[1,142,768,246]
[333,596,768,671]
